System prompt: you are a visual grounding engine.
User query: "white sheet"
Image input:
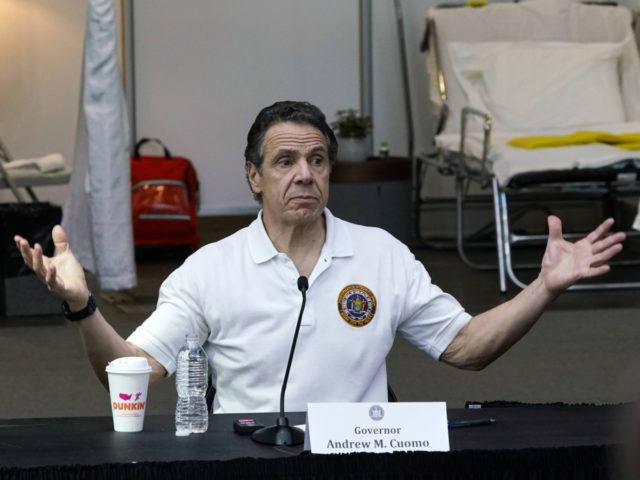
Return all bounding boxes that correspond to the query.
[436,121,640,229]
[428,1,640,230]
[427,0,640,136]
[435,122,640,187]
[448,40,627,132]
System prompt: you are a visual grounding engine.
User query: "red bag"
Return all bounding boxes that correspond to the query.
[131,138,200,250]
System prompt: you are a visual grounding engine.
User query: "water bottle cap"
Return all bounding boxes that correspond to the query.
[185,334,202,345]
[105,356,152,374]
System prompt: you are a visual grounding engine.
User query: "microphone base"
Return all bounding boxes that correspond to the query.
[250,416,305,446]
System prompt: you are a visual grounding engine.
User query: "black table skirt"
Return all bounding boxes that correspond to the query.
[0,405,628,480]
[0,446,615,480]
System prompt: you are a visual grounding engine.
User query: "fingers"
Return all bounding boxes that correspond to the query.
[44,263,61,290]
[16,239,52,284]
[591,231,626,255]
[547,215,563,242]
[32,243,64,291]
[585,264,611,278]
[15,226,64,268]
[31,243,47,279]
[591,242,624,266]
[585,217,615,243]
[51,225,69,255]
[14,235,35,269]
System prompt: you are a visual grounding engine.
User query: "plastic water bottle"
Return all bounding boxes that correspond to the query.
[175,334,209,436]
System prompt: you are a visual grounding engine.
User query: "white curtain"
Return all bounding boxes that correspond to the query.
[62,0,136,290]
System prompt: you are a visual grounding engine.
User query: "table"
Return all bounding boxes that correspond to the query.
[0,405,627,479]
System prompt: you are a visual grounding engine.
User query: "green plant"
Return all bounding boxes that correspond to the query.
[331,109,372,138]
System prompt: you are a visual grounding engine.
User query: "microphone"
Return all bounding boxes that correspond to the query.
[251,276,308,446]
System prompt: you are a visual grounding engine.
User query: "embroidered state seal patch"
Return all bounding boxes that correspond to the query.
[337,284,377,327]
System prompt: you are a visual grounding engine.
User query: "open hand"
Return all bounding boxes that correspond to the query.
[540,216,625,293]
[14,225,89,307]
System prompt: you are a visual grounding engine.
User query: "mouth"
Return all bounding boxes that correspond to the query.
[288,194,318,203]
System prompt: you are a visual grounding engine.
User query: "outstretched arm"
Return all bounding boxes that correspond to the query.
[14,225,166,387]
[441,216,625,370]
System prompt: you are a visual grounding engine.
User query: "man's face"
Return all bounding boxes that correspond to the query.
[247,122,331,227]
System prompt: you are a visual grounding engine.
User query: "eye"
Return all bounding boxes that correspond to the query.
[276,156,292,167]
[310,155,327,167]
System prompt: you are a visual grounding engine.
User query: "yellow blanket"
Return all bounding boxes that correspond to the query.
[508,131,640,150]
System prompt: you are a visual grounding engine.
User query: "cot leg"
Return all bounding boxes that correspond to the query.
[492,178,507,293]
[456,177,483,269]
[499,189,527,289]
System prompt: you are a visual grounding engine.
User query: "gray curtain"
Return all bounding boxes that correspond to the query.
[63,0,136,290]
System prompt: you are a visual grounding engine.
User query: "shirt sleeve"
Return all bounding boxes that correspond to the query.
[127,255,210,375]
[397,252,471,361]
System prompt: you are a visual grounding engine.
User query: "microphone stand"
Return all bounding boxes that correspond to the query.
[251,276,308,446]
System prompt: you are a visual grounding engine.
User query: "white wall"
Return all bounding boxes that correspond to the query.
[371,0,437,195]
[372,0,433,158]
[0,0,441,213]
[0,0,498,211]
[131,0,453,213]
[0,0,86,205]
[132,0,361,215]
[5,0,640,211]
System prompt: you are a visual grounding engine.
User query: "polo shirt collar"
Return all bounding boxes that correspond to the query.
[323,208,353,258]
[247,208,353,264]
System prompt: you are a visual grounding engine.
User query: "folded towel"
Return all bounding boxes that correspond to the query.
[614,141,640,151]
[4,153,67,173]
[508,131,640,150]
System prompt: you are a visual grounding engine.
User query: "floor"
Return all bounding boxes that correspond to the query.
[1,215,639,419]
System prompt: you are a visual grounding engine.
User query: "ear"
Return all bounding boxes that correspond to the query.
[246,162,262,195]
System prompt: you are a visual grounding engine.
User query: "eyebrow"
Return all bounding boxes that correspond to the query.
[308,146,329,155]
[273,146,328,157]
[269,149,297,161]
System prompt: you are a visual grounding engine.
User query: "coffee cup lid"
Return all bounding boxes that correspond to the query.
[105,356,152,374]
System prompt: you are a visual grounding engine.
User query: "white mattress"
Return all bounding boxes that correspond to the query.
[436,121,640,230]
[435,121,640,187]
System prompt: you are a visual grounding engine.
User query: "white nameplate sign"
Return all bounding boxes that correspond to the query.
[305,402,449,454]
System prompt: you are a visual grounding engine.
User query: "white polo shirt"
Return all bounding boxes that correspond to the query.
[127,209,470,413]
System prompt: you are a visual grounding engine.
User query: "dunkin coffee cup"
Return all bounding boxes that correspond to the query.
[105,357,152,432]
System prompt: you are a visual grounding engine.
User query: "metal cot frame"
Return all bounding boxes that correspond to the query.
[415,2,640,292]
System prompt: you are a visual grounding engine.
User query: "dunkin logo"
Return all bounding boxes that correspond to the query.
[113,391,146,411]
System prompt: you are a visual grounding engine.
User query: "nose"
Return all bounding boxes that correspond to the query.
[294,158,313,183]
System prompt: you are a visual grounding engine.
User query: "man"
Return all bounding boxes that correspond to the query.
[15,101,625,413]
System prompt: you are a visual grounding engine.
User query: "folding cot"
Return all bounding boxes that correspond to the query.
[418,0,640,291]
[0,136,70,202]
